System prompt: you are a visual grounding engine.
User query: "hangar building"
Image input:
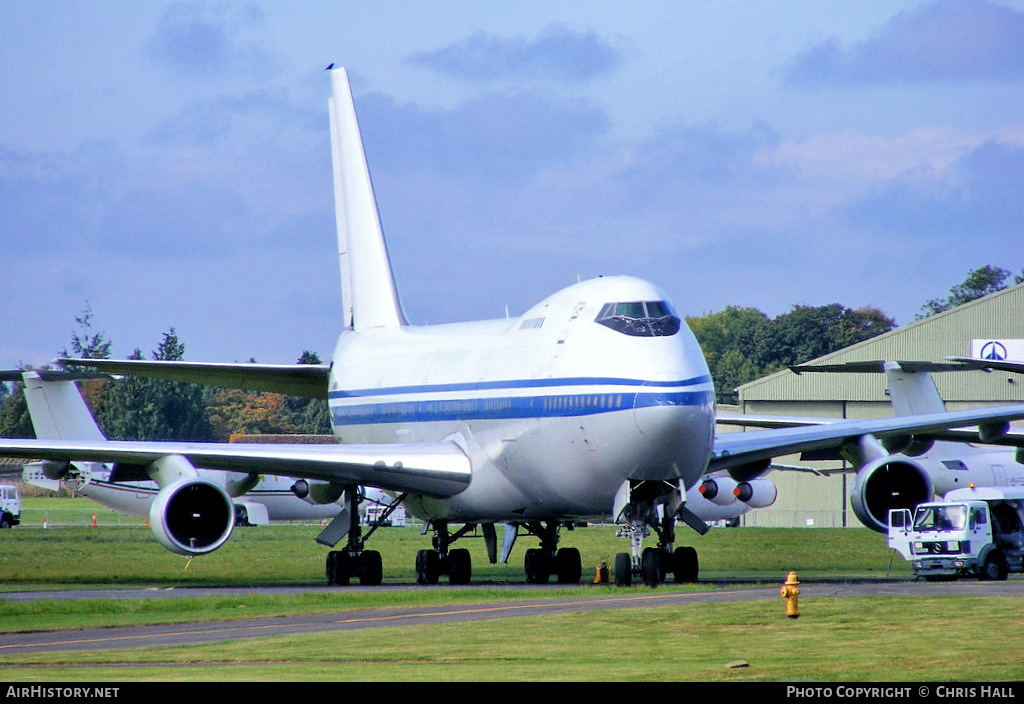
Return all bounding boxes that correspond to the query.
[723,281,1024,528]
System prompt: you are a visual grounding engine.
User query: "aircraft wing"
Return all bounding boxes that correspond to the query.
[717,412,1024,448]
[710,404,1024,473]
[945,356,1024,375]
[0,438,470,498]
[58,358,329,398]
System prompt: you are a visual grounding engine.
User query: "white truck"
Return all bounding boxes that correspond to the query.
[0,484,21,528]
[888,486,1024,581]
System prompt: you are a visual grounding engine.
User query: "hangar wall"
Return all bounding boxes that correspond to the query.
[724,281,1024,528]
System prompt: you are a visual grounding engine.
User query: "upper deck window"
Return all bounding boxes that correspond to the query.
[595,300,681,337]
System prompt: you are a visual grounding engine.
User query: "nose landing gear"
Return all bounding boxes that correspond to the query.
[614,480,704,587]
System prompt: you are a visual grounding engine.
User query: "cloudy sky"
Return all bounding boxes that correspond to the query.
[3,1,1023,368]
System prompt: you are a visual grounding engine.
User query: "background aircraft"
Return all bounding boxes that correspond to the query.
[5,67,1024,587]
[719,360,1024,532]
[11,369,344,534]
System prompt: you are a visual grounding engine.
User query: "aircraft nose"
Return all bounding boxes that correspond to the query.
[632,371,687,440]
[632,371,713,485]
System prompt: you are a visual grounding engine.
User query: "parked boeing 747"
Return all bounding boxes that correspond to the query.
[5,68,1024,586]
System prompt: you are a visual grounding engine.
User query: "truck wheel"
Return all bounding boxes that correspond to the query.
[980,550,1008,581]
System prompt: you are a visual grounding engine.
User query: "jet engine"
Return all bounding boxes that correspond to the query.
[698,477,739,505]
[850,456,934,533]
[148,477,235,555]
[733,479,777,508]
[688,477,777,522]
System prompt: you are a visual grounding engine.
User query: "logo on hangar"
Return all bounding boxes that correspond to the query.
[980,341,1008,361]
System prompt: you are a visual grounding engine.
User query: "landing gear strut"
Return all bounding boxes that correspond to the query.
[321,486,406,586]
[614,480,703,587]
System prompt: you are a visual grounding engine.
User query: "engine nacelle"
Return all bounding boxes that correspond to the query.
[698,477,738,505]
[290,478,345,505]
[734,479,777,508]
[148,478,235,555]
[850,456,934,533]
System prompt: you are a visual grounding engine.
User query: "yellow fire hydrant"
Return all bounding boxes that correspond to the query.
[780,571,800,619]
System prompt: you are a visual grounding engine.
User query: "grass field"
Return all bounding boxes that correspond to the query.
[1,497,1023,682]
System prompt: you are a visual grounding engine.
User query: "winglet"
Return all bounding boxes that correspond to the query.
[327,66,407,331]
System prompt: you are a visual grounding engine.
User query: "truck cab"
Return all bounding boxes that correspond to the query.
[0,484,21,528]
[888,486,1024,581]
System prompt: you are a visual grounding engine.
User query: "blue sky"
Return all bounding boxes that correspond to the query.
[2,1,1023,368]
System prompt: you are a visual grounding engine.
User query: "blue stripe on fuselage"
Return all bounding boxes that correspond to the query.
[328,374,712,399]
[328,376,714,426]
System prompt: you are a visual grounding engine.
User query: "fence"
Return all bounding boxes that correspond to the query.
[739,508,850,528]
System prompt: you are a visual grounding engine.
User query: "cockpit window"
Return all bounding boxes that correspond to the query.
[595,300,681,337]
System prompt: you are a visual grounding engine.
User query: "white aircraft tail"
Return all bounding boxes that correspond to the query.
[328,66,407,331]
[883,362,946,417]
[22,372,106,441]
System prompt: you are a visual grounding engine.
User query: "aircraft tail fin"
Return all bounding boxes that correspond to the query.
[21,371,106,441]
[883,362,946,417]
[327,66,407,331]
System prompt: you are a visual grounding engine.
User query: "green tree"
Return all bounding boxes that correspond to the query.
[0,367,34,439]
[751,303,895,371]
[687,307,768,399]
[277,350,332,434]
[689,303,896,400]
[61,303,112,361]
[917,265,1024,319]
[96,328,212,441]
[205,350,332,440]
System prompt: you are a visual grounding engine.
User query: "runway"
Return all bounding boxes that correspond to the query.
[3,579,1022,655]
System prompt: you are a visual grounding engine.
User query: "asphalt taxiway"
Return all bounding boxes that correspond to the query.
[2,579,1022,655]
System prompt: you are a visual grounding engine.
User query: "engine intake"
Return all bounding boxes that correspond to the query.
[698,477,738,505]
[149,478,235,555]
[850,457,934,533]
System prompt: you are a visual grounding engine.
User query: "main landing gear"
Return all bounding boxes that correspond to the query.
[322,486,407,586]
[614,480,703,587]
[415,520,476,585]
[517,521,583,585]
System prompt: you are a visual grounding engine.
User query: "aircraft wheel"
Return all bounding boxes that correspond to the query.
[448,548,472,584]
[613,552,632,586]
[358,550,383,585]
[641,547,661,587]
[326,550,353,586]
[524,548,551,584]
[672,546,699,583]
[416,549,440,585]
[555,547,582,584]
[325,551,337,585]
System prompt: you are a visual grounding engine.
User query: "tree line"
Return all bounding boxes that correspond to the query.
[0,265,1021,436]
[688,265,1023,402]
[0,305,330,440]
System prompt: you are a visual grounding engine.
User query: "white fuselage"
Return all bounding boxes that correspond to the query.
[327,276,716,522]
